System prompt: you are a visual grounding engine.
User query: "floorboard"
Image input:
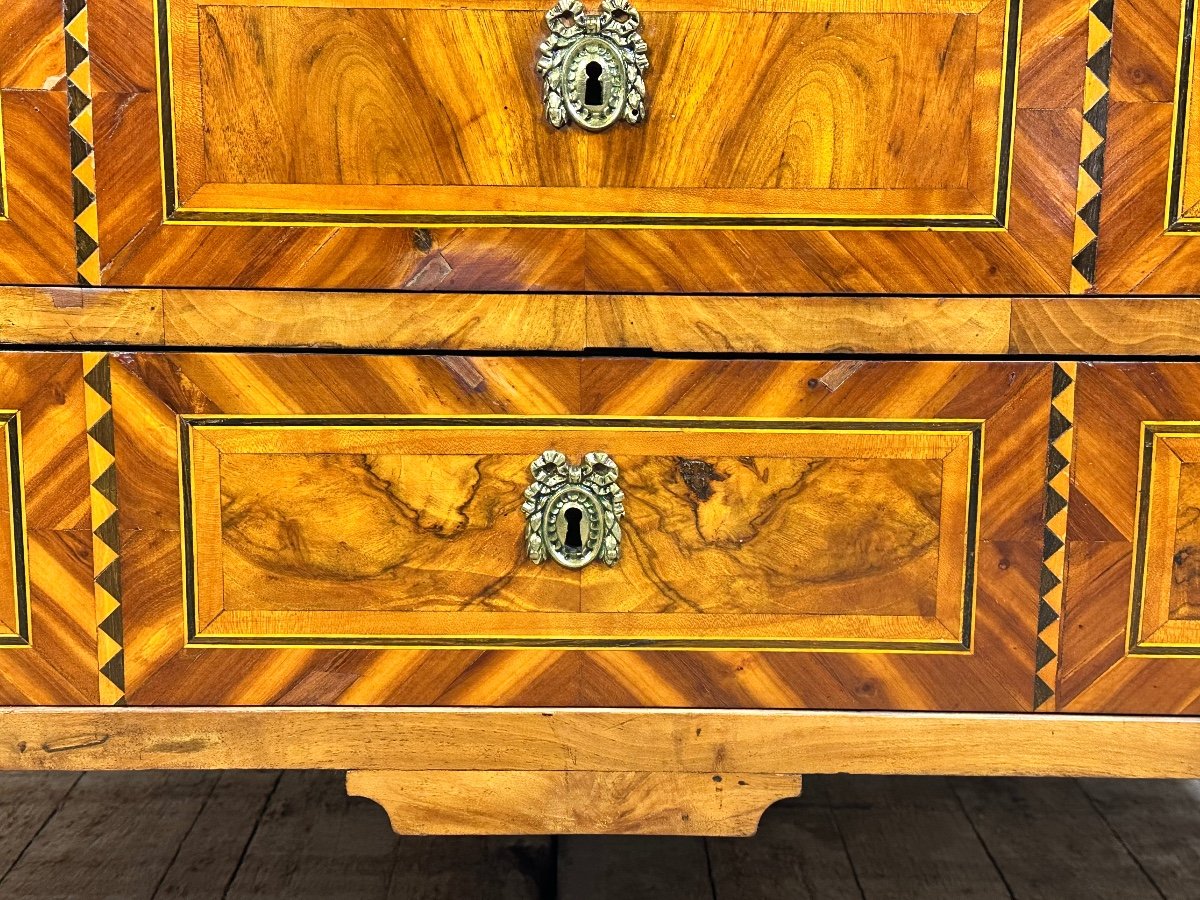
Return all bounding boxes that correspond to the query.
[1079,779,1200,899]
[223,771,397,900]
[0,772,219,900]
[951,777,1163,900]
[825,776,1012,900]
[154,771,281,899]
[0,773,1194,899]
[706,783,862,900]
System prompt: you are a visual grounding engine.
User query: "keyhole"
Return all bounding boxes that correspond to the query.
[564,507,584,550]
[584,61,604,106]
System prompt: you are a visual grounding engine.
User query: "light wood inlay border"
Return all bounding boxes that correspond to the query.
[0,412,29,648]
[1167,0,1200,232]
[178,415,982,653]
[1129,422,1200,656]
[152,0,1022,229]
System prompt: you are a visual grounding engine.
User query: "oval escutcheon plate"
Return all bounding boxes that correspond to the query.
[523,451,625,569]
[537,0,649,132]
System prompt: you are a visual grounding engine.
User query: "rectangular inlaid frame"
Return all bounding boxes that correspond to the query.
[1129,421,1200,656]
[177,415,983,653]
[1167,0,1200,231]
[0,412,30,648]
[0,98,8,221]
[151,0,1022,229]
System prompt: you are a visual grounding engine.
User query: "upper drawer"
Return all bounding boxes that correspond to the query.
[88,0,1082,291]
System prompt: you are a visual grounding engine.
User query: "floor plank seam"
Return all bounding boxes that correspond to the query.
[947,779,1017,900]
[1077,781,1169,900]
[149,774,222,899]
[0,772,85,889]
[701,837,719,900]
[823,790,867,900]
[219,771,284,900]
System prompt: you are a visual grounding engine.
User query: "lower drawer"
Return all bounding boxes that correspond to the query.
[2,353,1196,714]
[111,354,1048,710]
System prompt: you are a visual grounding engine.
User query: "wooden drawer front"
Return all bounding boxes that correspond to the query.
[90,0,1080,291]
[1060,364,1200,713]
[1098,0,1200,291]
[114,355,1048,709]
[0,354,98,704]
[0,2,77,283]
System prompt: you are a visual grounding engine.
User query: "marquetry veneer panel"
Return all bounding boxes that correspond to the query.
[1060,364,1200,713]
[113,355,1048,709]
[0,354,98,704]
[1094,0,1200,290]
[178,416,979,652]
[0,1,77,283]
[88,0,1082,290]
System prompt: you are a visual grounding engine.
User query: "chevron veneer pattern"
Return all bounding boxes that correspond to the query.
[1034,363,1076,710]
[83,354,124,705]
[0,1,76,282]
[111,355,1048,710]
[0,355,98,704]
[65,0,99,286]
[1069,0,1112,293]
[1059,364,1200,713]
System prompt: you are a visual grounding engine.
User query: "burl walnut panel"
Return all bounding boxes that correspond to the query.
[113,355,1048,709]
[180,420,975,650]
[1060,364,1200,713]
[87,0,1083,290]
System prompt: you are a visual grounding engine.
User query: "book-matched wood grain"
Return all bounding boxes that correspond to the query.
[88,0,1084,290]
[112,354,1048,710]
[1059,364,1200,713]
[0,354,98,704]
[1094,0,1200,291]
[0,1,76,283]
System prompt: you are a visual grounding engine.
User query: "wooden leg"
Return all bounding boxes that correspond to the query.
[346,770,803,837]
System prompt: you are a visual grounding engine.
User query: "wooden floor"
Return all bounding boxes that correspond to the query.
[0,773,1195,899]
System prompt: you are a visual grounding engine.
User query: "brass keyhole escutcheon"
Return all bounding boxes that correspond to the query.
[523,451,625,569]
[537,0,649,132]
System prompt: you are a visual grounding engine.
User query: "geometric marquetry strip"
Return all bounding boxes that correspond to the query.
[65,0,100,286]
[1070,0,1112,294]
[1034,363,1076,710]
[83,354,125,705]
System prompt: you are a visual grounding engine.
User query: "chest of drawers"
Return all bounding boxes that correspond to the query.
[0,0,1198,837]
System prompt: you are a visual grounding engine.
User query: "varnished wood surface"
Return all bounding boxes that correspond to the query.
[347,770,804,836]
[3,708,1200,777]
[0,772,1193,898]
[1095,0,1200,292]
[84,0,1084,290]
[14,289,1200,354]
[113,355,1045,708]
[0,1,76,283]
[182,419,972,649]
[180,0,1000,213]
[1059,364,1200,713]
[0,354,97,703]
